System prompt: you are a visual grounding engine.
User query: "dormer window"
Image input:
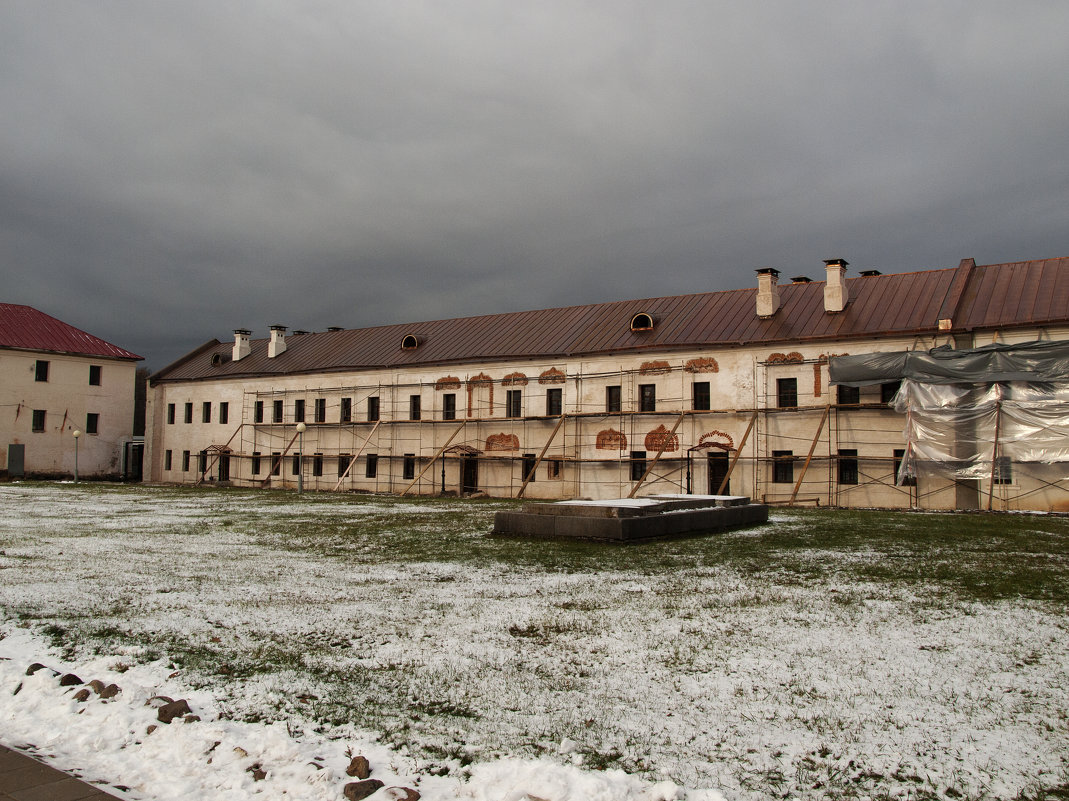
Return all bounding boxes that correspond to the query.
[401,334,420,350]
[630,312,654,332]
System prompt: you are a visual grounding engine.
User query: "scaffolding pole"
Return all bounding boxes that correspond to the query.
[331,420,382,491]
[789,406,830,506]
[517,414,567,498]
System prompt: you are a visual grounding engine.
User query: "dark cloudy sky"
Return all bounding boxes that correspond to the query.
[4,2,1068,369]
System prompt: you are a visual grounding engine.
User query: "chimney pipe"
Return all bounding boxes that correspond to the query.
[268,325,288,358]
[823,258,849,313]
[756,268,781,317]
[232,329,252,362]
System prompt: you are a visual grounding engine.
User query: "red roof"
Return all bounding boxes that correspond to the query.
[153,256,1069,382]
[0,304,142,361]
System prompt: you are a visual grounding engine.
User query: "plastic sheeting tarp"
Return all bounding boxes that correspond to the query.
[828,341,1069,482]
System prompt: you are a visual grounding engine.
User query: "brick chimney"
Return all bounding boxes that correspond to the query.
[232,329,251,362]
[823,259,849,313]
[268,325,288,358]
[756,268,781,317]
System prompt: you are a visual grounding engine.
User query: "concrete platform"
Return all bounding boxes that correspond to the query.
[492,494,769,542]
[0,744,126,801]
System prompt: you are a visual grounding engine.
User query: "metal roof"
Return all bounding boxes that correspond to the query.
[0,303,142,361]
[152,256,1069,383]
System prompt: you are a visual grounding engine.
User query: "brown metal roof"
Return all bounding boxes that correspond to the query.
[152,256,1069,383]
[0,303,143,361]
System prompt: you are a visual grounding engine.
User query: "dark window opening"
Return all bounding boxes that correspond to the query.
[167,403,176,424]
[838,449,858,485]
[251,452,261,476]
[522,453,536,483]
[994,456,1013,485]
[773,450,794,483]
[403,454,416,480]
[184,403,193,423]
[892,449,916,486]
[881,381,901,405]
[254,401,264,423]
[506,389,522,418]
[292,453,301,476]
[401,334,419,350]
[182,451,191,471]
[546,388,562,416]
[693,382,711,411]
[271,452,281,476]
[639,384,656,412]
[365,454,378,478]
[32,410,46,432]
[35,361,49,382]
[410,394,421,420]
[164,450,173,470]
[836,385,860,405]
[338,454,351,477]
[548,460,562,480]
[606,385,621,413]
[442,393,456,420]
[367,396,380,422]
[219,402,229,425]
[198,450,207,474]
[315,398,326,423]
[630,312,654,331]
[777,378,798,409]
[273,400,283,423]
[340,397,352,423]
[89,365,102,386]
[630,451,647,481]
[313,453,323,477]
[85,413,99,435]
[294,399,305,423]
[202,401,211,424]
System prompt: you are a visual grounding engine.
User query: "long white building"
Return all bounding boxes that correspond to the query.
[145,256,1069,511]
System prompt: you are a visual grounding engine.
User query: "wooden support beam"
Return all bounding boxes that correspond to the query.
[262,430,301,488]
[400,421,467,497]
[197,424,244,485]
[789,406,830,506]
[517,415,567,498]
[717,411,758,495]
[628,412,686,498]
[331,420,381,491]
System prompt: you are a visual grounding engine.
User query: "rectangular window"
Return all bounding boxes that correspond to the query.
[365,454,378,479]
[292,453,301,476]
[546,388,562,416]
[89,365,102,386]
[692,382,710,411]
[881,381,901,405]
[338,454,351,477]
[639,384,656,412]
[31,409,46,432]
[606,385,622,413]
[630,450,647,481]
[251,452,262,476]
[442,393,456,421]
[294,399,305,423]
[254,400,264,423]
[340,397,352,423]
[777,378,798,409]
[409,394,421,420]
[837,385,860,405]
[892,449,916,486]
[315,398,326,423]
[313,453,323,477]
[167,403,176,424]
[506,390,522,418]
[164,450,173,470]
[367,396,380,422]
[773,450,794,483]
[184,403,193,423]
[35,360,49,382]
[85,413,99,435]
[838,449,858,485]
[182,450,191,471]
[271,452,281,476]
[547,460,562,480]
[522,453,536,483]
[198,451,207,474]
[403,453,416,480]
[219,402,229,425]
[273,400,283,423]
[993,455,1014,485]
[202,401,211,424]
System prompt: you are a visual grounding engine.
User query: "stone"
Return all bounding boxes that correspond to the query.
[73,688,91,702]
[382,787,421,801]
[26,662,55,676]
[183,714,201,723]
[87,679,106,694]
[343,779,385,800]
[346,755,371,778]
[246,763,267,781]
[157,699,192,723]
[145,695,173,707]
[146,725,158,735]
[100,683,121,699]
[58,672,83,686]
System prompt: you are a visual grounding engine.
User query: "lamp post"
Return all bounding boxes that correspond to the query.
[72,430,82,484]
[295,422,306,494]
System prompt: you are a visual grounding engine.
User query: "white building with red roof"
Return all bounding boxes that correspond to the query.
[1,303,142,479]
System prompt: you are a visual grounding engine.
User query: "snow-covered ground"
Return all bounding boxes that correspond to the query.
[1,483,1067,800]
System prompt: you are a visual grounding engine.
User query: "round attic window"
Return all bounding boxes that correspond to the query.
[401,334,420,350]
[210,352,225,366]
[630,312,654,332]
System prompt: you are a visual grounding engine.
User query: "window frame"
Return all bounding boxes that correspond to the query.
[365,454,378,479]
[219,402,229,425]
[34,360,49,382]
[314,398,326,424]
[409,394,421,421]
[521,453,536,483]
[202,401,211,424]
[606,385,622,413]
[85,412,99,435]
[836,385,860,406]
[184,403,193,424]
[254,400,264,423]
[164,450,173,470]
[777,378,798,409]
[273,400,284,423]
[630,450,647,481]
[294,399,305,423]
[251,452,262,476]
[402,453,416,480]
[167,403,176,424]
[772,450,794,483]
[340,397,352,423]
[506,389,522,419]
[838,449,859,485]
[32,409,46,432]
[639,384,656,412]
[692,381,711,411]
[892,449,916,487]
[442,393,456,421]
[89,365,102,386]
[546,388,562,416]
[367,396,380,422]
[182,450,191,472]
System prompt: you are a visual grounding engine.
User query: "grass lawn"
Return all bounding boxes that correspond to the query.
[1,482,1067,800]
